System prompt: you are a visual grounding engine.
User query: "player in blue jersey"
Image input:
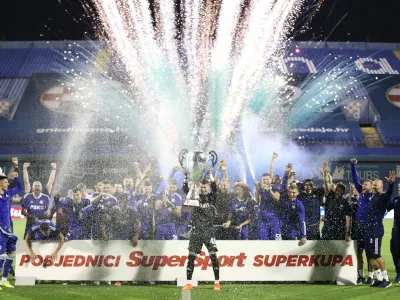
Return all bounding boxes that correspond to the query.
[122,176,136,205]
[349,158,375,284]
[136,180,158,240]
[365,171,395,288]
[0,172,22,289]
[283,162,327,240]
[388,182,400,283]
[88,181,119,240]
[154,180,182,240]
[21,181,52,238]
[113,193,140,245]
[268,152,283,191]
[280,185,307,244]
[254,173,281,240]
[222,183,254,240]
[25,220,65,262]
[54,188,91,240]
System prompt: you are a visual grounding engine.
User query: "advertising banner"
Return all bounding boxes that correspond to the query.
[16,240,356,284]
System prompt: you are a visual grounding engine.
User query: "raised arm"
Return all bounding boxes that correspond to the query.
[350,158,362,193]
[323,162,332,192]
[133,162,143,184]
[22,162,31,194]
[7,157,19,180]
[7,174,23,198]
[135,164,152,194]
[45,163,57,195]
[382,171,396,205]
[215,161,222,185]
[282,163,293,192]
[221,161,229,181]
[168,166,179,181]
[253,180,261,202]
[269,152,278,177]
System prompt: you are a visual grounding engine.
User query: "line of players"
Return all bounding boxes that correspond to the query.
[0,154,399,288]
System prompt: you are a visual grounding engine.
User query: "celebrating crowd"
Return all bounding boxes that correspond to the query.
[0,153,399,289]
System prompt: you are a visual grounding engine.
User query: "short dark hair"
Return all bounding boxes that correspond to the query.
[304,179,314,187]
[40,222,50,232]
[102,180,110,185]
[72,188,81,194]
[336,182,346,194]
[200,179,211,185]
[261,173,271,178]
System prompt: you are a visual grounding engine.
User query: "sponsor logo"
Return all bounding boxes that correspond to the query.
[36,127,123,134]
[264,127,350,134]
[386,84,400,109]
[253,254,353,267]
[30,205,46,210]
[19,251,353,270]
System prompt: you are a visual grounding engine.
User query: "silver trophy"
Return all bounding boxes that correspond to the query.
[178,149,218,207]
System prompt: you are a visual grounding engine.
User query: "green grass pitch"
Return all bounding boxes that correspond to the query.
[2,218,399,299]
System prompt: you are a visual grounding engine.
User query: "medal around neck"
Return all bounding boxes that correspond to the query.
[179,149,218,208]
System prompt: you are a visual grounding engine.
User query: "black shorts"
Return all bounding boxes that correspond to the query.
[188,228,218,255]
[365,224,384,259]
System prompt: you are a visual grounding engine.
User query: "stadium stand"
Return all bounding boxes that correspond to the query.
[0,41,399,152]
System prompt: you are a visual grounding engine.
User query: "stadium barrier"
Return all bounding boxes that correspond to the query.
[16,240,356,285]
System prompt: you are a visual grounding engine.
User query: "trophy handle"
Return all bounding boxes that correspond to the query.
[178,149,188,168]
[209,150,218,167]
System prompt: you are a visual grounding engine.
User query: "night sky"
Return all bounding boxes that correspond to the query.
[0,0,399,43]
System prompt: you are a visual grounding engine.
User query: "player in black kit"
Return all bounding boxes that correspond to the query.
[181,168,220,292]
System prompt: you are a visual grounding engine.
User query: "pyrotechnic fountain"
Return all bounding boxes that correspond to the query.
[56,0,364,182]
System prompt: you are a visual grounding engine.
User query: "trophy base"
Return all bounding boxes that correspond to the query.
[182,199,199,213]
[183,199,200,207]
